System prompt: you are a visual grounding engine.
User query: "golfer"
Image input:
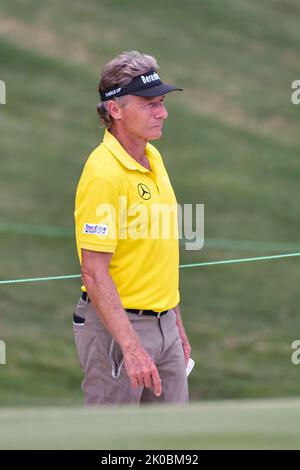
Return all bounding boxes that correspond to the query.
[73,51,191,405]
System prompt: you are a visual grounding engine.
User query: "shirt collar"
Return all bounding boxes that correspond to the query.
[102,129,154,173]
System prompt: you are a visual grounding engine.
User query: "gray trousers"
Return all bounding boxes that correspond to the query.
[73,297,189,405]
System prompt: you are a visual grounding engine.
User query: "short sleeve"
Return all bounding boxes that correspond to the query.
[75,176,119,253]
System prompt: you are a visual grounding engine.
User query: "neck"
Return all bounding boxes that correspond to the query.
[109,126,147,162]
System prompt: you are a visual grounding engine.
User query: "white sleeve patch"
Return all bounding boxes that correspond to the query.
[83,223,108,236]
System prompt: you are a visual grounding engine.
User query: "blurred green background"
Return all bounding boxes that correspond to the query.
[0,0,300,406]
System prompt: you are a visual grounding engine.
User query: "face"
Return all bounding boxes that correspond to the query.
[116,95,168,142]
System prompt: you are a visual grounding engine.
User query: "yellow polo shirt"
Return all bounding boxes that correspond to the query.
[74,129,180,312]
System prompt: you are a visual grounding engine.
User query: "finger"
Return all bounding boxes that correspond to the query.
[136,375,145,387]
[130,376,139,389]
[143,371,153,389]
[184,350,190,366]
[151,366,162,396]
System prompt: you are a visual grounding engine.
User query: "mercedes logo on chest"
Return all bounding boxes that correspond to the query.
[137,183,151,200]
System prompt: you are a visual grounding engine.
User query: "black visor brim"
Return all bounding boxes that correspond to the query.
[129,83,183,97]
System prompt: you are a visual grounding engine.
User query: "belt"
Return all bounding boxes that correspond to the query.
[81,292,168,318]
[126,308,168,318]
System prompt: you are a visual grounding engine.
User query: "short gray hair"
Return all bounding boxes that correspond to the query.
[97,51,159,127]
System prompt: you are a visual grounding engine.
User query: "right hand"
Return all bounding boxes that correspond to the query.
[123,346,162,397]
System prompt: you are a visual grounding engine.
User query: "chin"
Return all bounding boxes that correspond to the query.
[148,129,163,141]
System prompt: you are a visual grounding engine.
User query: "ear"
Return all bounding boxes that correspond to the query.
[107,100,123,120]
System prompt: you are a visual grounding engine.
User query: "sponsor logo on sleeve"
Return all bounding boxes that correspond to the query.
[83,223,108,236]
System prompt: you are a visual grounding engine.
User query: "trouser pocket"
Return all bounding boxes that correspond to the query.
[73,313,85,325]
[109,339,124,379]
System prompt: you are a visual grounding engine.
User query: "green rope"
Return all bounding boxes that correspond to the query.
[0,274,81,285]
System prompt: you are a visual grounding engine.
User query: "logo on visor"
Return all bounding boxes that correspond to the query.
[104,88,121,98]
[141,72,160,84]
[137,183,151,200]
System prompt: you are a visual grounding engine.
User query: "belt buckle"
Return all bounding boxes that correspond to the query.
[138,309,143,316]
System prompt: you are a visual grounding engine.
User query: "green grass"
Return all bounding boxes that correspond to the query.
[0,399,300,449]
[0,0,300,407]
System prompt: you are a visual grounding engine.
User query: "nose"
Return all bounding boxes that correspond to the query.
[155,102,168,120]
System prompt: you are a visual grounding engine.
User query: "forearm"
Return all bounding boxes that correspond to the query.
[83,271,141,353]
[173,303,191,364]
[173,304,187,336]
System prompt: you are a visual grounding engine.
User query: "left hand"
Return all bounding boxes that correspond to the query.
[179,330,192,367]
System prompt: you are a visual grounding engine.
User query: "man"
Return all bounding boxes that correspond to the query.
[73,50,191,405]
